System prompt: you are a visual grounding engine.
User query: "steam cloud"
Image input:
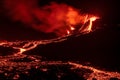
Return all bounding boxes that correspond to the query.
[3,0,86,35]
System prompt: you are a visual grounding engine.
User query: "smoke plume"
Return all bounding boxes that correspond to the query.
[3,0,88,35]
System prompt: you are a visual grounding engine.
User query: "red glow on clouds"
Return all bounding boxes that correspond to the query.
[3,0,98,36]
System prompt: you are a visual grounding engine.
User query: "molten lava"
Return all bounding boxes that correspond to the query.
[1,1,120,80]
[70,26,75,31]
[88,16,98,31]
[79,16,99,33]
[67,30,70,35]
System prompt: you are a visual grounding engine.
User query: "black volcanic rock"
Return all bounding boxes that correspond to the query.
[24,27,120,72]
[0,55,120,80]
[110,78,119,80]
[0,46,18,56]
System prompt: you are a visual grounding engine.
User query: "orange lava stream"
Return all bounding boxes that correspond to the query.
[79,16,99,33]
[0,15,98,55]
[0,39,68,55]
[0,40,120,80]
[65,7,99,35]
[69,62,120,80]
[0,14,98,55]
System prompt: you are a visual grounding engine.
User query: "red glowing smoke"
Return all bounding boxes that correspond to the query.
[3,0,97,36]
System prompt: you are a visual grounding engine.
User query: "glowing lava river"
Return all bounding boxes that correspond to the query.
[0,30,120,80]
[0,0,120,79]
[0,14,120,79]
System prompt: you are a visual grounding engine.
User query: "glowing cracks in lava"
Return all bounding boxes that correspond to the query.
[69,62,120,80]
[65,6,99,35]
[0,15,98,56]
[79,16,99,33]
[87,16,98,32]
[0,36,69,56]
[1,40,68,56]
[0,41,41,56]
[19,48,26,54]
[16,42,40,55]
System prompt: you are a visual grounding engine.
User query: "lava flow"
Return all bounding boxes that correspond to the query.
[0,14,98,56]
[0,56,120,80]
[1,0,120,80]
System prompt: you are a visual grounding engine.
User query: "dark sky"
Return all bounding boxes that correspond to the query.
[0,0,119,41]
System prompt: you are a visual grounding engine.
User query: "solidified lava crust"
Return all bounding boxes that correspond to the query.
[0,55,120,80]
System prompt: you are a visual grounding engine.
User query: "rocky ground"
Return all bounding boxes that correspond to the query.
[0,55,120,80]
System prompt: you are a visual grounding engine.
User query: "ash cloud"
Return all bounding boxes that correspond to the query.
[3,0,89,36]
[3,0,78,35]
